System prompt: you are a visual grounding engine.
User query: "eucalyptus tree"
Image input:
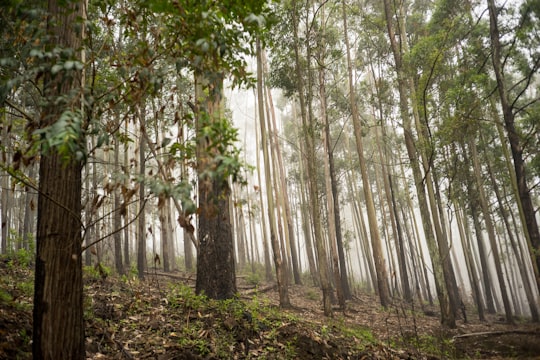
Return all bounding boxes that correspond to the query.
[342,0,391,308]
[30,0,86,356]
[487,0,540,292]
[256,38,291,307]
[382,0,461,327]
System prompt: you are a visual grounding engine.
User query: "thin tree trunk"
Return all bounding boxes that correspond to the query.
[292,3,332,315]
[316,12,344,307]
[1,117,11,254]
[469,140,513,323]
[253,92,273,281]
[383,0,454,326]
[293,105,319,286]
[137,102,147,279]
[487,0,540,292]
[343,0,390,307]
[263,60,302,285]
[113,135,124,274]
[256,38,290,306]
[122,120,131,271]
[455,203,486,321]
[22,165,36,251]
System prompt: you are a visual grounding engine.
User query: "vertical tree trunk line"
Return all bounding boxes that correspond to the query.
[383,0,456,326]
[487,0,540,293]
[256,38,290,306]
[342,0,391,308]
[33,0,86,357]
[291,1,333,315]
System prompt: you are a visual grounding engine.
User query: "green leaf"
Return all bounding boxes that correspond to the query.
[51,63,63,75]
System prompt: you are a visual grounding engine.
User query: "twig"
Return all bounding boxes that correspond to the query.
[452,329,539,341]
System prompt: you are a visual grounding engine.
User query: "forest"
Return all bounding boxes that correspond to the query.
[0,0,539,358]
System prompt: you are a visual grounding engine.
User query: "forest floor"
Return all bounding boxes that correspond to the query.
[1,257,539,359]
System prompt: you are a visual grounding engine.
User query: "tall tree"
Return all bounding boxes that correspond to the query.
[194,72,238,299]
[292,0,333,316]
[342,0,391,307]
[487,0,540,292]
[382,0,456,326]
[256,38,291,306]
[33,0,85,357]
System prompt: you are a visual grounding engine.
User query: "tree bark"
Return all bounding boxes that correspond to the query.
[487,0,540,292]
[343,0,390,307]
[137,102,147,279]
[383,0,454,326]
[194,71,237,300]
[33,0,85,358]
[469,140,514,323]
[255,38,290,306]
[114,133,124,275]
[292,3,332,315]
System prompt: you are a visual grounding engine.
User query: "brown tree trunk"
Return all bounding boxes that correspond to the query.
[194,72,237,300]
[469,140,514,323]
[137,102,147,279]
[1,116,12,253]
[33,0,85,358]
[487,0,540,292]
[114,134,124,275]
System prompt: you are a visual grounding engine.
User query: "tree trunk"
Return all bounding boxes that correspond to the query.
[455,202,485,321]
[293,110,319,286]
[33,0,85,357]
[114,134,124,275]
[316,12,345,307]
[137,102,147,279]
[263,63,302,285]
[469,140,514,323]
[253,99,273,282]
[194,71,237,300]
[292,4,332,315]
[122,121,131,271]
[159,196,171,272]
[1,116,12,253]
[383,0,454,326]
[343,0,390,307]
[487,0,540,292]
[255,38,290,306]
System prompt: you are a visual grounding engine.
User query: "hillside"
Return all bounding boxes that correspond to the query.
[1,258,539,359]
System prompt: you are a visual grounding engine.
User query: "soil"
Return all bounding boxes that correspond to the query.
[0,261,539,359]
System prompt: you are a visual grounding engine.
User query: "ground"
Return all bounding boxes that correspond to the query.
[0,258,539,359]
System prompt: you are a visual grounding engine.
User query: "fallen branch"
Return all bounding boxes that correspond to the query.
[144,271,194,282]
[452,329,539,341]
[241,284,277,296]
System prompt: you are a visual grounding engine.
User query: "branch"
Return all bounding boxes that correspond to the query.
[139,115,199,250]
[0,162,85,230]
[510,55,540,111]
[81,196,149,252]
[452,329,539,341]
[4,98,35,123]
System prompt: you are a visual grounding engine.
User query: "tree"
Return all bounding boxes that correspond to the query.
[343,0,391,308]
[194,72,238,299]
[487,0,540,292]
[32,0,86,357]
[256,37,291,307]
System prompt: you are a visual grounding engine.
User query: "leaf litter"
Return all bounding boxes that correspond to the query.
[0,261,539,359]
